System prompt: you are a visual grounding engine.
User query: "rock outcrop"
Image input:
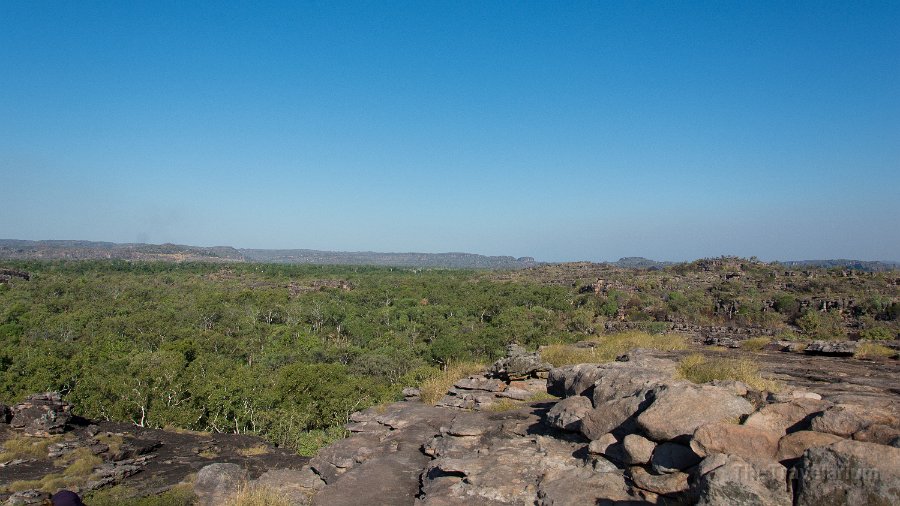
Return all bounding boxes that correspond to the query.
[8,392,73,436]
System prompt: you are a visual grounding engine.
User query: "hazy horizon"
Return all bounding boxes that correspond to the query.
[2,2,898,262]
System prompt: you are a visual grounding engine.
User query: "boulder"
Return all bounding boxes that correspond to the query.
[743,398,830,435]
[401,387,420,399]
[809,404,896,438]
[636,384,754,442]
[695,453,791,506]
[775,431,844,462]
[629,466,690,496]
[545,395,592,431]
[579,394,649,440]
[650,442,701,474]
[794,439,900,505]
[537,466,637,505]
[547,363,605,398]
[804,340,857,356]
[690,422,780,462]
[852,423,900,445]
[587,433,618,456]
[9,392,73,436]
[620,434,655,465]
[489,344,551,380]
[454,376,506,392]
[193,463,249,506]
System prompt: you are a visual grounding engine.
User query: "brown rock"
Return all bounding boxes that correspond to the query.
[775,431,843,462]
[853,424,900,445]
[690,422,780,462]
[743,398,830,435]
[621,434,656,465]
[545,395,592,431]
[629,466,690,496]
[809,404,896,438]
[636,384,754,442]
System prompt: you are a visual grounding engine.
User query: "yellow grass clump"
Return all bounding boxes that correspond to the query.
[0,435,62,462]
[238,444,270,457]
[419,361,486,405]
[741,337,771,351]
[541,331,688,367]
[677,353,781,392]
[224,484,293,506]
[854,342,897,359]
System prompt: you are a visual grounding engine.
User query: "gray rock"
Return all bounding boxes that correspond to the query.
[545,395,592,431]
[489,343,551,380]
[194,463,249,506]
[9,392,73,436]
[402,387,420,398]
[547,363,606,398]
[579,394,650,440]
[650,442,701,474]
[4,490,50,505]
[794,439,900,506]
[636,384,754,442]
[804,340,857,356]
[454,376,506,392]
[537,466,638,505]
[696,453,791,506]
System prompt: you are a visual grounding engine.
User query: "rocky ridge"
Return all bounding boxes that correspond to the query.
[277,346,900,505]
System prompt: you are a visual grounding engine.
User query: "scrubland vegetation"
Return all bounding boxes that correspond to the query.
[0,258,896,455]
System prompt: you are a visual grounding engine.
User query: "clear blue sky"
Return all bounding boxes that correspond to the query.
[1,1,898,262]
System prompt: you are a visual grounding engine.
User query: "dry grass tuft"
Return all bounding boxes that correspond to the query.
[541,331,688,367]
[237,444,270,457]
[419,361,486,405]
[677,353,781,392]
[741,337,771,351]
[855,342,897,359]
[0,435,62,461]
[224,484,293,506]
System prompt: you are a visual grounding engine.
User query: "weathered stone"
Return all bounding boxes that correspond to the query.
[4,490,51,505]
[852,423,900,445]
[537,466,637,505]
[587,433,618,455]
[497,387,531,400]
[547,363,606,398]
[489,344,551,380]
[194,463,249,506]
[454,376,506,392]
[775,431,844,462]
[629,466,690,496]
[579,394,649,440]
[636,384,754,442]
[804,340,857,356]
[447,417,489,437]
[620,434,655,465]
[545,395,592,431]
[809,404,896,437]
[402,387,420,399]
[696,454,791,506]
[710,379,749,396]
[794,439,900,506]
[743,398,830,435]
[252,467,324,506]
[9,392,73,436]
[650,442,701,474]
[690,422,780,462]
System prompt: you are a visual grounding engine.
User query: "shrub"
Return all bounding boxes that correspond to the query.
[854,343,897,359]
[860,326,896,341]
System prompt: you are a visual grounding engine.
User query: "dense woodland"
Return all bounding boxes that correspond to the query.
[0,259,897,454]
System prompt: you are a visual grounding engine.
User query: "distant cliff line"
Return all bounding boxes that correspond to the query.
[1,239,897,271]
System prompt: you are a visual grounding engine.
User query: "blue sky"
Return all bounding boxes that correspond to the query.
[1,1,898,262]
